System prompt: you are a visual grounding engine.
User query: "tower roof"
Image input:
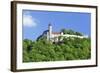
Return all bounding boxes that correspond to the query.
[48,23,52,26]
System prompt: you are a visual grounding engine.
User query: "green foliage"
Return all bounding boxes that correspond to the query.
[23,36,91,62]
[61,29,83,36]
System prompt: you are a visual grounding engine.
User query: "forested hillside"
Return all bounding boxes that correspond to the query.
[23,29,91,62]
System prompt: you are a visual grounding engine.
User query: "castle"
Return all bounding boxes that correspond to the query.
[46,24,63,42]
[46,24,88,42]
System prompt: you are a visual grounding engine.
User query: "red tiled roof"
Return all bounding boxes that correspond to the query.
[52,32,61,34]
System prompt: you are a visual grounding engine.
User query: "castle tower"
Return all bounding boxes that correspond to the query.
[48,23,52,41]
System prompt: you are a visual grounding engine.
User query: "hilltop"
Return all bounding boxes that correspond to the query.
[23,29,91,62]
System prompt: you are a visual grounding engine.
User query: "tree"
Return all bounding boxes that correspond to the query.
[61,29,83,36]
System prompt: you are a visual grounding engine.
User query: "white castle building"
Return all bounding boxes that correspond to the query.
[46,24,88,42]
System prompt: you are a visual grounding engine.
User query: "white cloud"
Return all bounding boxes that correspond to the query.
[23,12,38,27]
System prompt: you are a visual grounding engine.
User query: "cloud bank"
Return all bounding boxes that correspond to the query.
[23,11,38,27]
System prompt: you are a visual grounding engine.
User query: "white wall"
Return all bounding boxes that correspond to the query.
[0,0,99,73]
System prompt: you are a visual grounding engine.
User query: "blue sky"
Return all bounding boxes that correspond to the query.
[23,10,91,41]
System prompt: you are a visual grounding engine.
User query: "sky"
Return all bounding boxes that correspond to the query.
[22,10,91,41]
